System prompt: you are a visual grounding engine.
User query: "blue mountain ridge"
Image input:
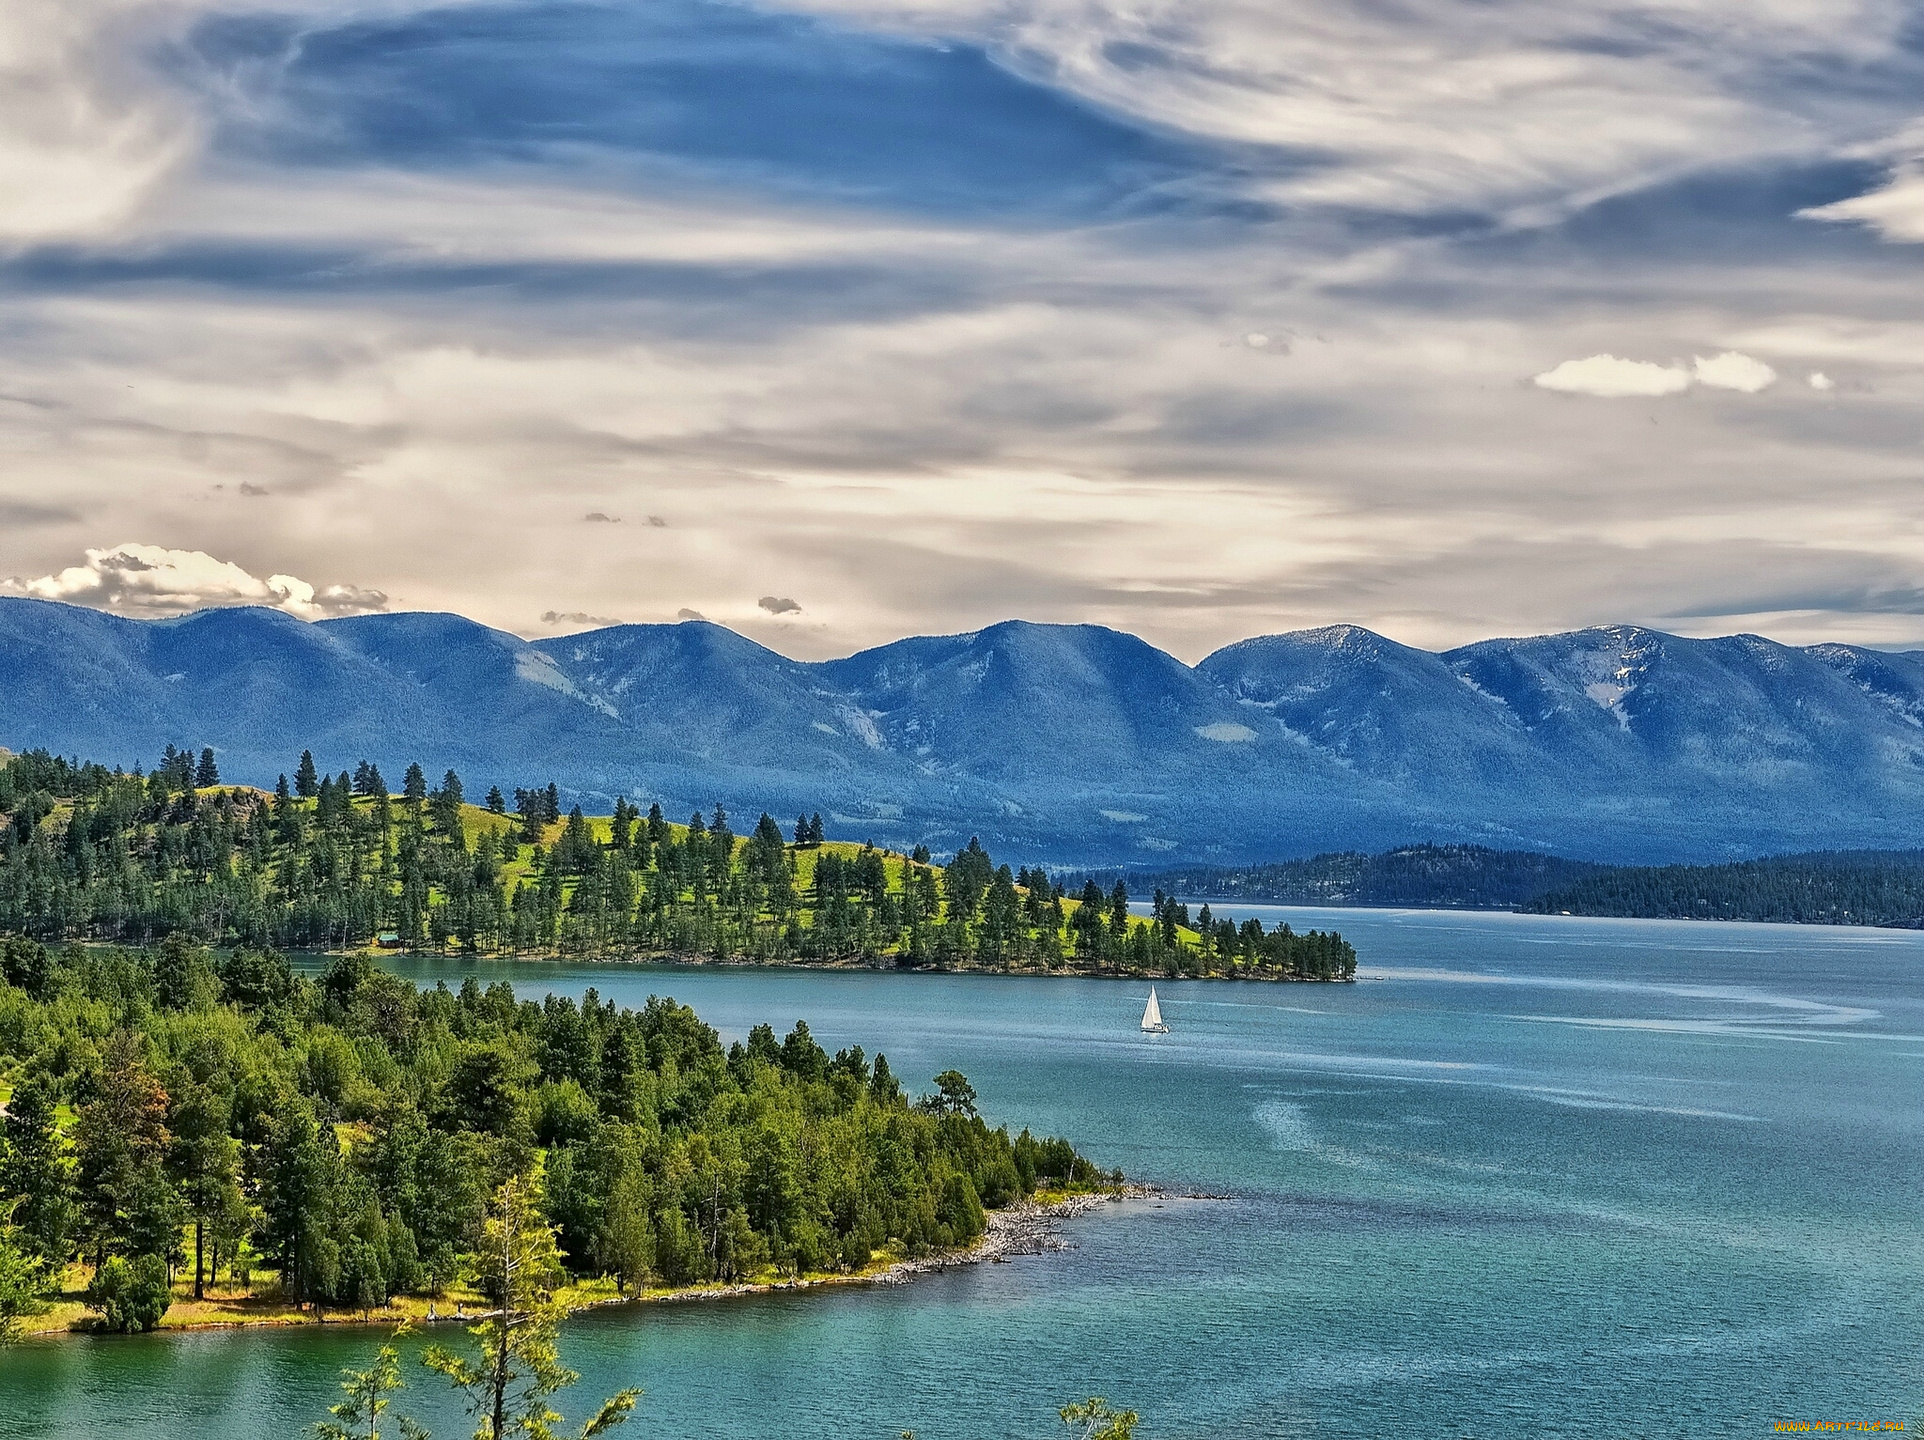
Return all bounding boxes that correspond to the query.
[2,596,1921,865]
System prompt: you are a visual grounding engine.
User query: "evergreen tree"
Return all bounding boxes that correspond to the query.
[167,1080,241,1299]
[594,1167,653,1294]
[0,1211,47,1345]
[0,1072,74,1266]
[430,771,464,833]
[73,1032,172,1267]
[1060,1398,1140,1440]
[487,786,507,815]
[316,1328,425,1440]
[195,747,220,788]
[422,1176,638,1440]
[296,750,321,799]
[403,764,428,804]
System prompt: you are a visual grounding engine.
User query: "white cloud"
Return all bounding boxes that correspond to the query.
[9,543,386,619]
[1532,355,1691,398]
[1692,351,1776,392]
[1808,371,1835,391]
[1531,350,1776,398]
[1799,166,1924,243]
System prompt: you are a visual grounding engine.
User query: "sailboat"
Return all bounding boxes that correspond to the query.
[1140,987,1170,1033]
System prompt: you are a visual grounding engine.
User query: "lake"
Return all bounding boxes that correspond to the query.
[3,908,1919,1437]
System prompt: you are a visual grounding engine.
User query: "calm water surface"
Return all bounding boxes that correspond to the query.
[4,909,1920,1438]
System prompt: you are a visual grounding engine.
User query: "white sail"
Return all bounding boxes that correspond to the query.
[1141,988,1168,1032]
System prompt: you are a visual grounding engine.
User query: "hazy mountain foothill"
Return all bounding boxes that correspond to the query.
[3,597,1923,867]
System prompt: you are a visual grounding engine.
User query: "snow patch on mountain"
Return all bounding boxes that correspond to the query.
[515,648,618,718]
[1195,721,1257,742]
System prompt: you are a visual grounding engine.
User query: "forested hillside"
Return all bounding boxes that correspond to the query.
[1094,844,1602,910]
[1106,841,1924,929]
[0,747,1355,982]
[1523,851,1924,926]
[0,932,1103,1335]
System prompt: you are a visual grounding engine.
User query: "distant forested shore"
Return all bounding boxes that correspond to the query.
[1090,843,1924,928]
[0,746,1355,981]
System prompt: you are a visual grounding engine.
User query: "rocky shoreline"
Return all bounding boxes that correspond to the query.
[610,1186,1142,1309]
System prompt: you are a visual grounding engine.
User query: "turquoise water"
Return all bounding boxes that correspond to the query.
[3,909,1920,1438]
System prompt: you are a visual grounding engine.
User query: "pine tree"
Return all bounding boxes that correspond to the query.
[195,747,220,788]
[167,1080,241,1299]
[1060,1398,1140,1440]
[430,771,464,833]
[296,750,321,799]
[0,1072,75,1266]
[422,1176,638,1440]
[316,1328,426,1440]
[487,786,507,815]
[73,1032,172,1267]
[403,764,428,804]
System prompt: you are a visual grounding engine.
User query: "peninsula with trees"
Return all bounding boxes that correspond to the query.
[0,745,1358,981]
[0,930,1108,1340]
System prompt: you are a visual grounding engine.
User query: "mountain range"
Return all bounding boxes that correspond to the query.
[2,596,1921,865]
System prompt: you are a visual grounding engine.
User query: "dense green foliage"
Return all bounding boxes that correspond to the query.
[1088,842,1924,929]
[0,747,1355,979]
[1523,850,1924,925]
[0,933,1104,1334]
[1086,844,1603,910]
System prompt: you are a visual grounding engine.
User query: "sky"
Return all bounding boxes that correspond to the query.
[4,0,1924,661]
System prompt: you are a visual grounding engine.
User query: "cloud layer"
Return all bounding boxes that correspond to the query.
[0,0,1923,657]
